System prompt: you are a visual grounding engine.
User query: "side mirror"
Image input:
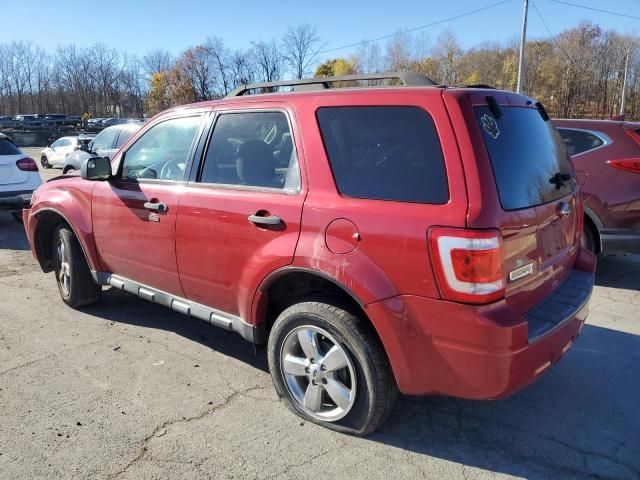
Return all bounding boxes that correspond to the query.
[81,157,112,181]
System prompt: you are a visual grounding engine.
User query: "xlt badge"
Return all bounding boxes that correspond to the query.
[509,263,534,282]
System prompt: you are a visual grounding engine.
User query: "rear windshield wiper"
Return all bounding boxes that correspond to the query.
[549,172,573,190]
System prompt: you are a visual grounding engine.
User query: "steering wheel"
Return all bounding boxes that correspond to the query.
[160,158,185,180]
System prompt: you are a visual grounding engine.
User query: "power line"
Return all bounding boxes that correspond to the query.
[549,0,640,21]
[531,0,572,62]
[317,0,512,55]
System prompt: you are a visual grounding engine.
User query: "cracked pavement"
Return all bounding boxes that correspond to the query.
[1,168,639,479]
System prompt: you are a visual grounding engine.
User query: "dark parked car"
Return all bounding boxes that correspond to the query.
[63,123,142,173]
[554,118,640,254]
[24,73,596,435]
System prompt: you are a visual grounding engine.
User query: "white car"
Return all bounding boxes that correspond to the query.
[0,133,41,222]
[40,136,80,169]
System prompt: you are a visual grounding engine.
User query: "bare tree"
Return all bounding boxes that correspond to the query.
[282,24,323,79]
[249,40,284,83]
[143,49,173,76]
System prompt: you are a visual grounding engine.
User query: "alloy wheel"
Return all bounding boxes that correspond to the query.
[57,238,71,296]
[280,325,357,422]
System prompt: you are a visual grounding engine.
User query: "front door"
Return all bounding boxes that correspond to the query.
[176,108,305,319]
[92,114,205,296]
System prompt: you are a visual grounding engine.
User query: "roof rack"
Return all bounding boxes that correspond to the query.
[226,71,438,98]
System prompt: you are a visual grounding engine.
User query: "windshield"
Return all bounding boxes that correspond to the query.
[476,106,575,211]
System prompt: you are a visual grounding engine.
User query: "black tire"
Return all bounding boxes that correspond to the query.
[63,166,76,175]
[11,211,23,224]
[268,301,398,436]
[581,222,597,253]
[41,155,51,169]
[53,225,101,308]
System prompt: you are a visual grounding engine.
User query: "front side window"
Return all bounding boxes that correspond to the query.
[51,138,65,148]
[317,106,449,204]
[122,115,202,181]
[92,128,119,151]
[556,128,605,156]
[199,111,300,192]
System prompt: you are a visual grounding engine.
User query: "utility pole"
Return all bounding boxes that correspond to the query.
[620,49,630,117]
[516,0,529,94]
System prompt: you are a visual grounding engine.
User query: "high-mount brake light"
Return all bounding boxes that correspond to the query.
[429,228,505,304]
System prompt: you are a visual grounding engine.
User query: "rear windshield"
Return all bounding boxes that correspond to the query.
[0,138,21,155]
[475,106,574,211]
[317,106,448,204]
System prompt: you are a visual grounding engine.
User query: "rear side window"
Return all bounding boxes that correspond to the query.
[0,138,21,155]
[556,128,605,156]
[475,106,574,211]
[317,106,448,204]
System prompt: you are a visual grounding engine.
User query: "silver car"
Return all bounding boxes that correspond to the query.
[63,122,143,174]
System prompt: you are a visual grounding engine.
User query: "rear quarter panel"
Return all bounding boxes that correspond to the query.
[554,120,640,230]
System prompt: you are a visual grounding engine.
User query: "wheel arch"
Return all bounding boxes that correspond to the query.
[583,206,603,253]
[32,208,96,274]
[252,268,390,354]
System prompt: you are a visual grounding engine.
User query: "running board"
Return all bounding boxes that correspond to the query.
[98,273,265,344]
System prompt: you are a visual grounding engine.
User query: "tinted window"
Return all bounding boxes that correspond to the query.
[115,127,137,148]
[316,107,448,204]
[122,115,201,181]
[476,106,575,211]
[51,138,65,147]
[556,128,605,156]
[92,128,119,151]
[200,111,300,192]
[0,139,21,155]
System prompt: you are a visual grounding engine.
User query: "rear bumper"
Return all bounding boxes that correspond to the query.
[0,190,33,211]
[600,228,640,254]
[367,249,596,399]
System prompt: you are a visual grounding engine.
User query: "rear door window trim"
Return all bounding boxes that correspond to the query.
[556,127,613,157]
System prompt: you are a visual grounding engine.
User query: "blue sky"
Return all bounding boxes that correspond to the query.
[2,0,638,61]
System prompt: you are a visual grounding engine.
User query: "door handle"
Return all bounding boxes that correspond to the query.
[248,213,282,226]
[144,201,167,212]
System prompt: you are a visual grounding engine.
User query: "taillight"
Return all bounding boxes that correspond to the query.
[624,128,640,147]
[429,227,505,304]
[16,157,38,171]
[607,158,640,174]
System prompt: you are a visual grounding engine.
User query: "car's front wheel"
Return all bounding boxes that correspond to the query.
[268,301,397,436]
[63,166,76,175]
[53,225,101,308]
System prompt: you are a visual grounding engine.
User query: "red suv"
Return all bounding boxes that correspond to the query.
[24,73,596,435]
[553,118,640,254]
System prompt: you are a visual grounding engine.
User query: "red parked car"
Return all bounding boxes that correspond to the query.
[554,118,640,254]
[24,73,595,435]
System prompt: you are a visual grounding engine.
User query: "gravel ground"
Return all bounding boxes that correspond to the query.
[0,162,639,479]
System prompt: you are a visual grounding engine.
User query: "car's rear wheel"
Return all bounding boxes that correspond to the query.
[11,211,23,224]
[63,166,76,174]
[53,225,101,308]
[41,155,51,169]
[268,301,397,436]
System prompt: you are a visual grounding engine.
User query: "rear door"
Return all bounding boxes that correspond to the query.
[469,97,579,313]
[175,106,305,319]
